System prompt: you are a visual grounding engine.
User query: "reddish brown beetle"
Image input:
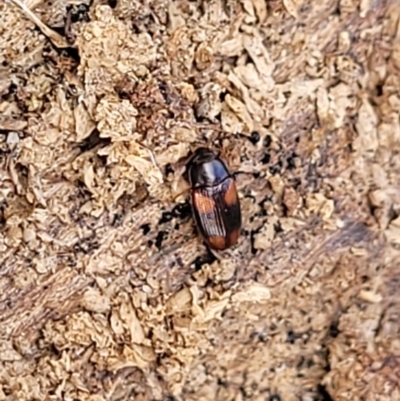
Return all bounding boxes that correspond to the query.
[184,147,241,251]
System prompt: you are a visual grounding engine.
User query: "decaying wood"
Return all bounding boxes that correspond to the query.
[1,0,399,400]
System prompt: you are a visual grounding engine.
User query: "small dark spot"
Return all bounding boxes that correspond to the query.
[140,223,151,235]
[264,135,272,148]
[317,384,333,401]
[258,332,268,343]
[165,163,174,176]
[78,129,110,153]
[269,394,281,401]
[49,343,61,356]
[289,177,302,190]
[261,154,271,164]
[286,330,302,344]
[269,161,282,175]
[239,386,247,398]
[329,322,339,338]
[175,256,183,267]
[60,47,80,63]
[333,5,341,15]
[361,275,369,283]
[73,237,100,254]
[9,82,18,94]
[155,231,167,249]
[158,81,171,104]
[70,4,90,23]
[249,131,260,144]
[108,0,117,8]
[111,213,124,227]
[240,154,249,163]
[0,204,5,230]
[159,211,173,224]
[147,240,153,247]
[217,378,228,388]
[171,201,191,220]
[273,221,283,234]
[174,223,180,230]
[286,154,297,170]
[299,4,311,14]
[192,249,217,271]
[296,356,305,368]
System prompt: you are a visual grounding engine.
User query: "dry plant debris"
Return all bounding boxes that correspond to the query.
[0,0,400,400]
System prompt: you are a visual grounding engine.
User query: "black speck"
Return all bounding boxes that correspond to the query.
[239,386,247,398]
[273,221,283,234]
[317,384,334,401]
[155,231,167,249]
[250,231,258,255]
[158,81,171,104]
[159,211,173,224]
[286,153,297,170]
[140,223,151,235]
[286,330,302,344]
[269,161,282,175]
[329,322,340,338]
[111,213,123,227]
[269,394,281,401]
[78,129,110,153]
[249,131,260,144]
[171,201,191,220]
[9,82,18,94]
[70,4,90,23]
[192,249,217,271]
[217,378,228,388]
[264,135,272,148]
[261,154,271,164]
[165,163,174,176]
[375,83,383,97]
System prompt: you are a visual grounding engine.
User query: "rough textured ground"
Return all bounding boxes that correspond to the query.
[1,0,400,400]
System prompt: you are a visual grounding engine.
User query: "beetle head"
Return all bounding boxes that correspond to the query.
[186,147,230,188]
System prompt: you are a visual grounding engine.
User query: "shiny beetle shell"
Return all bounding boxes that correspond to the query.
[186,147,241,250]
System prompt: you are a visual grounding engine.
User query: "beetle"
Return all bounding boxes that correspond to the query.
[184,147,242,251]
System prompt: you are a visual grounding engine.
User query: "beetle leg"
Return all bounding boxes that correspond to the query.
[232,171,256,179]
[208,247,224,261]
[171,188,190,202]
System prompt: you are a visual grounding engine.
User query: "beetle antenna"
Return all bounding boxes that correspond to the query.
[232,171,256,178]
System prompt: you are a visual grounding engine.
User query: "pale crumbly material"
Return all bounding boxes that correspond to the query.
[0,0,400,400]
